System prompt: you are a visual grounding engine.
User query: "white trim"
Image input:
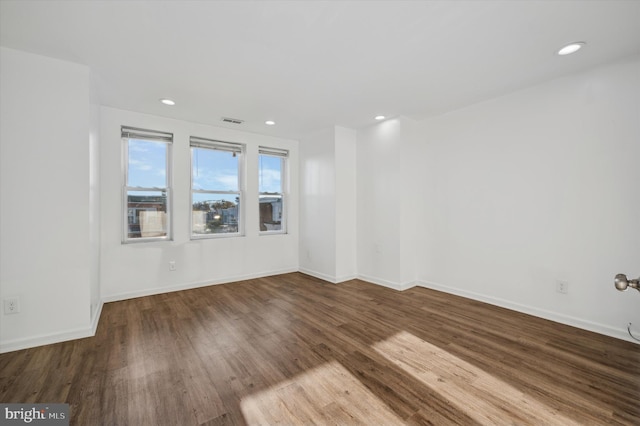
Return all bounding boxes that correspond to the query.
[297,270,416,290]
[0,325,95,354]
[102,267,298,303]
[91,300,104,335]
[1,301,104,354]
[357,274,416,291]
[335,274,358,283]
[417,280,640,345]
[298,268,339,284]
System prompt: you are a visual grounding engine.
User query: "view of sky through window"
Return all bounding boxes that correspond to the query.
[127,139,167,188]
[128,141,283,194]
[192,148,238,191]
[259,155,282,193]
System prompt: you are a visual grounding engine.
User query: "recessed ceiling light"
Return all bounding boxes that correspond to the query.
[265,120,276,126]
[374,115,386,120]
[160,98,175,106]
[557,42,585,56]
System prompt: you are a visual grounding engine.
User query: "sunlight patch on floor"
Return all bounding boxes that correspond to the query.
[373,331,580,425]
[240,360,403,424]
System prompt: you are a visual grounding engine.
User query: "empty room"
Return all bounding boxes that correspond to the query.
[1,1,639,424]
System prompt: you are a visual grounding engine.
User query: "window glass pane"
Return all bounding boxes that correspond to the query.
[192,193,240,235]
[259,155,282,193]
[192,148,239,191]
[127,190,167,239]
[127,139,167,188]
[259,194,282,232]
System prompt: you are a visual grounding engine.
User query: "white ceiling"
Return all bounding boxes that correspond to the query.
[1,0,639,140]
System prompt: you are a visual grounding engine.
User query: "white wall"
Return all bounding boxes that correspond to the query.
[0,47,92,351]
[89,102,101,322]
[299,126,357,283]
[399,119,420,286]
[99,107,299,300]
[417,56,640,342]
[299,128,336,281]
[357,117,418,289]
[334,126,357,282]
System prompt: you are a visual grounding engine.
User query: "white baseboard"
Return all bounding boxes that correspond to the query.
[417,280,639,345]
[1,300,105,354]
[336,274,358,283]
[357,274,416,291]
[301,271,416,291]
[91,300,104,335]
[298,269,358,284]
[298,268,339,283]
[102,267,298,303]
[0,325,96,354]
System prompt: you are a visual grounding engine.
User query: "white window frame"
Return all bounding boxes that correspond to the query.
[121,126,173,243]
[190,136,245,239]
[259,147,288,235]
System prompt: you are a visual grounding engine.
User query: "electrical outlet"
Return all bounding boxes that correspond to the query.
[169,260,176,271]
[556,280,569,294]
[4,297,20,314]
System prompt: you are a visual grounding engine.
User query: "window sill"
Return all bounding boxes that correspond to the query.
[122,236,172,244]
[190,233,244,240]
[259,231,287,236]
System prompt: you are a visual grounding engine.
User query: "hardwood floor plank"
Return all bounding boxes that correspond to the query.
[1,272,638,425]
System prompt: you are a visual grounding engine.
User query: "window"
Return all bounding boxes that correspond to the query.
[190,137,244,238]
[259,147,288,233]
[122,126,172,242]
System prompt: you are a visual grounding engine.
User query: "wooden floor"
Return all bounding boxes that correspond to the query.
[1,273,638,425]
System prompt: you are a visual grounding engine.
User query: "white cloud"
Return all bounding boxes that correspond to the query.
[193,169,238,191]
[259,168,282,192]
[129,158,153,171]
[129,144,149,153]
[215,174,238,188]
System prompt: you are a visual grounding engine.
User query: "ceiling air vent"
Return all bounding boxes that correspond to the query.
[221,117,244,125]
